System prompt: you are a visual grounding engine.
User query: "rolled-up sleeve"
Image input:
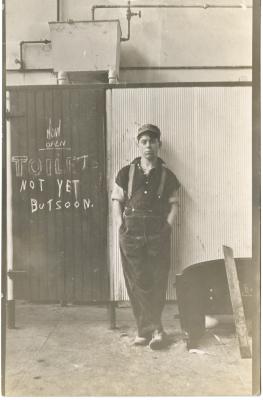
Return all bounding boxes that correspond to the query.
[111,182,125,203]
[168,188,180,204]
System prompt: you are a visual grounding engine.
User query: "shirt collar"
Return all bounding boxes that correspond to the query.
[136,157,162,175]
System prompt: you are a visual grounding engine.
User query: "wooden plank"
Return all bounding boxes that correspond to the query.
[26,91,45,301]
[35,89,49,302]
[11,90,34,300]
[57,88,70,304]
[75,88,94,302]
[62,89,75,304]
[42,86,59,301]
[71,89,83,303]
[223,245,251,358]
[95,89,108,301]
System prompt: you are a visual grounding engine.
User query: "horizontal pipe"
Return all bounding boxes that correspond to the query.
[7,68,54,73]
[120,66,252,70]
[20,40,51,44]
[6,81,252,92]
[6,66,252,73]
[108,81,252,88]
[92,3,252,19]
[18,40,51,71]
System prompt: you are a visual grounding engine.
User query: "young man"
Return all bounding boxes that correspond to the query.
[112,124,180,350]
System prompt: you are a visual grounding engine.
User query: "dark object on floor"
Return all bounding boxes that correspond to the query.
[175,258,252,351]
[149,330,168,350]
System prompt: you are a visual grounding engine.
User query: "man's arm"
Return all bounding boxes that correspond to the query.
[112,199,123,229]
[111,182,125,229]
[167,188,180,227]
[167,202,179,227]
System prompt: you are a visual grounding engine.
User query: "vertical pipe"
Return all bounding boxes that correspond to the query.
[57,71,69,85]
[108,69,117,84]
[2,6,7,392]
[6,91,15,329]
[108,302,117,329]
[57,0,60,22]
[252,0,261,394]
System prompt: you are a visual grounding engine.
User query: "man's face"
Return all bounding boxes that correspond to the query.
[137,133,161,160]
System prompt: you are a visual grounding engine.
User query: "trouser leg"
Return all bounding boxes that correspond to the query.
[120,235,155,336]
[147,226,171,330]
[119,221,171,337]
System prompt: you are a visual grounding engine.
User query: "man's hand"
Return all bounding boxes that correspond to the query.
[117,220,123,230]
[166,220,172,228]
[166,202,179,227]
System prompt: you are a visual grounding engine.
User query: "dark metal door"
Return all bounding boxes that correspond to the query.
[8,86,108,303]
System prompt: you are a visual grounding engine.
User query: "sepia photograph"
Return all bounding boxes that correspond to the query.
[2,0,260,396]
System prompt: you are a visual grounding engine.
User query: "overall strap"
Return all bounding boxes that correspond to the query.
[157,165,167,198]
[127,163,136,199]
[128,162,167,199]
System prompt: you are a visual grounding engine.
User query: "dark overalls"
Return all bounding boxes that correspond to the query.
[117,158,179,337]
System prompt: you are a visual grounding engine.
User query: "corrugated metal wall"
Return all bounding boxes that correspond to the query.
[107,86,252,301]
[9,86,108,303]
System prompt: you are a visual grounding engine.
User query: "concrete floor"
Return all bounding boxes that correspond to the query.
[4,301,252,396]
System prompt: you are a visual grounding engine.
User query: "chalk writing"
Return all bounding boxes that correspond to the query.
[47,118,61,139]
[20,179,45,192]
[46,140,67,148]
[12,119,97,214]
[37,119,72,151]
[19,179,80,198]
[16,168,94,212]
[56,179,80,199]
[12,155,90,177]
[30,198,93,213]
[12,156,27,176]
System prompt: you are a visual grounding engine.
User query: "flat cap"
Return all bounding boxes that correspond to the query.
[137,124,161,141]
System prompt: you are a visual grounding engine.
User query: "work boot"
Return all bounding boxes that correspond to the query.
[149,330,168,350]
[133,334,151,346]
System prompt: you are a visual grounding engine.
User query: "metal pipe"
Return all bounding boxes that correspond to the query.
[7,68,54,73]
[57,71,69,84]
[6,65,252,73]
[91,3,252,20]
[121,1,131,42]
[14,0,59,69]
[120,65,252,70]
[121,12,131,42]
[6,91,15,329]
[57,0,60,21]
[252,0,261,393]
[120,0,141,42]
[108,302,117,329]
[15,40,51,71]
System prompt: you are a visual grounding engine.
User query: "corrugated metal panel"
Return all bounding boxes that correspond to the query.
[10,86,108,302]
[107,86,252,301]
